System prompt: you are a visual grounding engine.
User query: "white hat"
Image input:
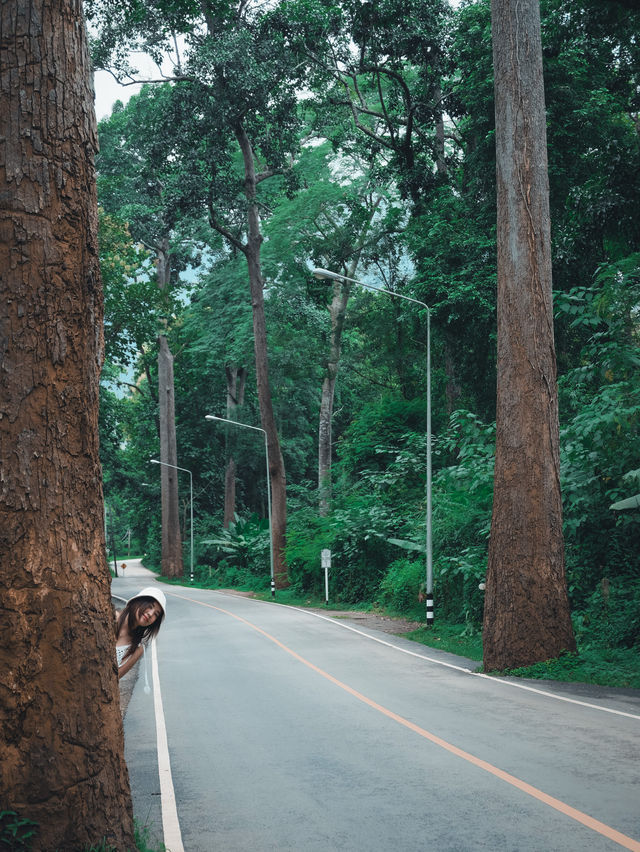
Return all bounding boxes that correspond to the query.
[129,586,167,614]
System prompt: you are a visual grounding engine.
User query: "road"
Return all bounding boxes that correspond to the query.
[113,568,640,852]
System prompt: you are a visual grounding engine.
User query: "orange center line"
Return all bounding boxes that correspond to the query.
[170,591,640,852]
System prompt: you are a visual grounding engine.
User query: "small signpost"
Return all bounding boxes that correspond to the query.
[321,549,331,605]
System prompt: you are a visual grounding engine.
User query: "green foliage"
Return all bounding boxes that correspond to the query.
[556,255,640,623]
[0,811,38,852]
[200,514,270,586]
[430,411,494,625]
[379,558,425,619]
[286,405,495,618]
[98,209,159,367]
[134,819,166,852]
[406,622,484,662]
[575,578,640,651]
[78,819,166,852]
[286,495,400,602]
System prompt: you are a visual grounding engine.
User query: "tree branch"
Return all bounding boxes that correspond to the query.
[208,207,247,254]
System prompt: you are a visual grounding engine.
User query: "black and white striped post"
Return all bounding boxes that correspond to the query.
[312,268,434,626]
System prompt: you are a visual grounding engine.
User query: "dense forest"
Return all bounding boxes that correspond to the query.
[90,0,640,659]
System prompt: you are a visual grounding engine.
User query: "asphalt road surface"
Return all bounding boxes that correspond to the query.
[113,570,640,852]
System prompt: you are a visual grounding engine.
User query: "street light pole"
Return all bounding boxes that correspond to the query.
[150,459,194,583]
[205,415,275,598]
[312,267,433,626]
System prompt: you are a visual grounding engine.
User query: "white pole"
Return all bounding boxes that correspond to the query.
[321,549,331,604]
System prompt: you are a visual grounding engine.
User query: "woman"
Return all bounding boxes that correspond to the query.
[115,587,166,679]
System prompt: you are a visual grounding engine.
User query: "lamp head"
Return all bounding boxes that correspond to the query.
[149,459,160,464]
[312,267,344,282]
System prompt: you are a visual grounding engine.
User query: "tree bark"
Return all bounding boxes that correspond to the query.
[234,123,289,587]
[443,336,462,416]
[483,0,575,670]
[155,234,183,577]
[0,1,135,848]
[158,333,183,577]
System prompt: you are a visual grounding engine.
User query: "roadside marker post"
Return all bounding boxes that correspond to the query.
[321,549,331,605]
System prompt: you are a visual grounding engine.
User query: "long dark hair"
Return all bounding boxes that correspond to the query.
[116,597,164,661]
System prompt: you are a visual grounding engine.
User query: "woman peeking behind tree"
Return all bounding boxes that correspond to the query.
[115,587,166,678]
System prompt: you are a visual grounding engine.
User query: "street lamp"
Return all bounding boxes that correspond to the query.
[312,267,434,626]
[149,458,194,584]
[205,415,275,597]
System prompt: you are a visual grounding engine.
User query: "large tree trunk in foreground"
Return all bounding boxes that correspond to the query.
[158,333,183,577]
[0,1,135,848]
[483,0,575,671]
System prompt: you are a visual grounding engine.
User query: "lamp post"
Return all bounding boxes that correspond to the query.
[150,459,194,583]
[205,415,275,598]
[312,267,434,626]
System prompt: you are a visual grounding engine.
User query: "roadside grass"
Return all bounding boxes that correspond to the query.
[407,625,640,689]
[490,647,640,689]
[133,820,166,852]
[82,820,165,851]
[406,623,484,662]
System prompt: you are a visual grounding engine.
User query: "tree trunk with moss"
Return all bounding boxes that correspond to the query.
[0,1,135,848]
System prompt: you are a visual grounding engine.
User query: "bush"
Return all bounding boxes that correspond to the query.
[199,513,270,585]
[575,577,640,650]
[379,558,425,619]
[0,811,38,852]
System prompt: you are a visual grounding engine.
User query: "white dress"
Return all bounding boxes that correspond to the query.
[116,644,130,667]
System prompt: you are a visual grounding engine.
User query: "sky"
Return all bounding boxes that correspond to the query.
[94,70,135,121]
[94,68,148,122]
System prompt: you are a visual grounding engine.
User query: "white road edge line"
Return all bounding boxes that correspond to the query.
[151,638,185,852]
[281,604,640,721]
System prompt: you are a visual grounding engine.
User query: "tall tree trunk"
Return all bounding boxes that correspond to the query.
[235,123,289,587]
[317,200,382,515]
[433,79,448,178]
[443,336,462,416]
[223,365,247,528]
[155,237,182,577]
[483,0,575,670]
[0,1,135,848]
[319,281,350,516]
[158,333,183,577]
